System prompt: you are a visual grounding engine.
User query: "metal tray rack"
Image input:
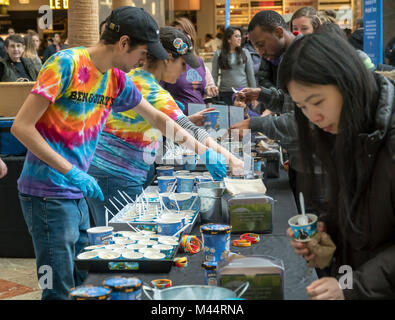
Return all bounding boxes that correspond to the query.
[106,187,201,234]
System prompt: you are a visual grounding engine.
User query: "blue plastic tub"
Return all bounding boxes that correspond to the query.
[0,118,26,155]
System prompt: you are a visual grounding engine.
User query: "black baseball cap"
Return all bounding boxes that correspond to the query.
[160,26,200,69]
[106,6,168,60]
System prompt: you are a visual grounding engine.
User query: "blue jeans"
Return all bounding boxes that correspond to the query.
[86,165,144,227]
[18,194,90,300]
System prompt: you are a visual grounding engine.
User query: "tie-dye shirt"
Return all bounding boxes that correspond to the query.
[17,47,142,198]
[91,68,185,184]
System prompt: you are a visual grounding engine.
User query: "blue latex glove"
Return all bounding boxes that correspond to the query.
[200,149,227,181]
[175,100,185,111]
[65,166,104,201]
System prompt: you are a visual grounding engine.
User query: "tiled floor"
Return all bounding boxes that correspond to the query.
[0,258,42,300]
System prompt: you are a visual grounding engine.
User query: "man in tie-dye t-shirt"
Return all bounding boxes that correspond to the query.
[17,48,144,199]
[10,7,173,300]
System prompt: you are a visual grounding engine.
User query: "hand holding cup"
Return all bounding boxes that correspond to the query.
[286,221,327,263]
[188,107,216,126]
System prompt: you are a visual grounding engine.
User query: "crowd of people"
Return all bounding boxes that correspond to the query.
[0,28,67,82]
[1,5,394,300]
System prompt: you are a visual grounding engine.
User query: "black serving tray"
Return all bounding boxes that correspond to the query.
[75,244,179,274]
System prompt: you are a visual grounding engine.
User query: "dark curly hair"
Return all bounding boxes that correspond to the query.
[279,32,379,251]
[218,26,247,70]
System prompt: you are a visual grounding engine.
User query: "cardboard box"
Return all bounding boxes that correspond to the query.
[0,82,34,117]
[218,255,284,300]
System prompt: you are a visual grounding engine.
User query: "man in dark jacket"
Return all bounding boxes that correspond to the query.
[0,35,38,82]
[385,36,395,66]
[229,11,321,214]
[230,11,299,128]
[42,33,66,63]
[348,18,364,51]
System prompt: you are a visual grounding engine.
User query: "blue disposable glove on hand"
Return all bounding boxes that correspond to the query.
[65,166,104,201]
[200,149,227,181]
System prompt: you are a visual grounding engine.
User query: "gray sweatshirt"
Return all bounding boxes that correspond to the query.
[211,48,256,92]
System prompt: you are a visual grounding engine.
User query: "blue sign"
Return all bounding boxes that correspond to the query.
[363,0,383,66]
[225,0,230,28]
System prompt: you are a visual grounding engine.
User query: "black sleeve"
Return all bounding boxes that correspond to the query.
[341,244,395,299]
[257,58,275,89]
[42,47,51,64]
[0,47,6,60]
[258,86,295,115]
[249,111,298,153]
[0,62,4,81]
[385,37,395,60]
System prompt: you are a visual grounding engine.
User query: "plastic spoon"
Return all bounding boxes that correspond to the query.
[104,205,140,233]
[109,198,121,213]
[113,196,125,208]
[118,190,130,204]
[122,191,135,204]
[298,192,309,225]
[188,195,198,211]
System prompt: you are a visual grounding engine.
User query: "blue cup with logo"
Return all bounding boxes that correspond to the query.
[288,213,318,242]
[143,192,160,203]
[202,261,217,286]
[203,111,220,130]
[69,285,112,300]
[159,192,171,210]
[175,170,190,176]
[182,153,197,171]
[156,217,184,236]
[87,226,114,245]
[200,224,232,262]
[161,212,186,227]
[103,276,142,300]
[254,159,262,172]
[158,176,176,193]
[152,244,174,258]
[156,166,174,177]
[176,175,195,193]
[168,192,197,211]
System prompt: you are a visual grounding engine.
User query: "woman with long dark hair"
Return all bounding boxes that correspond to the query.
[211,26,256,105]
[281,32,395,299]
